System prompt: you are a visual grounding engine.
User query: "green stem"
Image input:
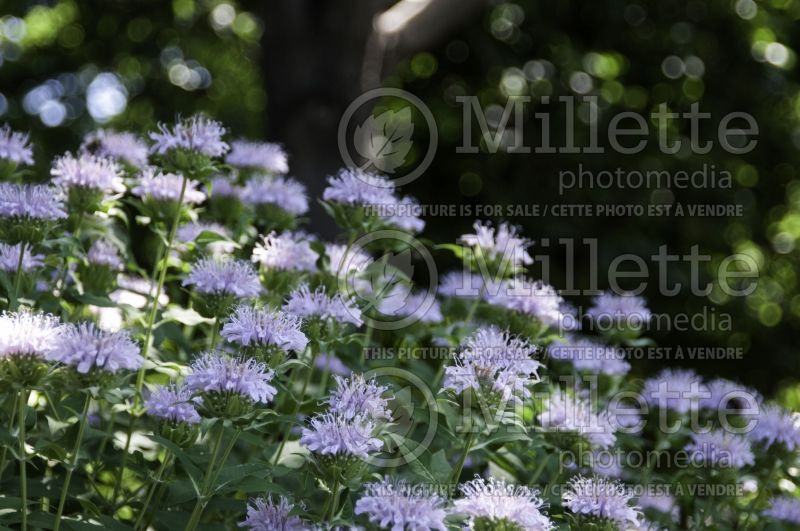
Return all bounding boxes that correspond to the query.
[209,317,220,350]
[0,392,19,482]
[97,411,115,457]
[134,175,189,406]
[208,430,239,489]
[273,349,319,465]
[17,389,28,531]
[449,430,476,485]
[9,241,26,311]
[184,424,226,531]
[133,453,173,531]
[53,394,92,531]
[325,475,341,521]
[55,213,84,296]
[529,453,550,484]
[461,284,486,334]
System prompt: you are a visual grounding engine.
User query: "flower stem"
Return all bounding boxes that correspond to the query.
[209,317,220,350]
[17,389,28,531]
[0,391,19,482]
[273,348,319,465]
[449,429,476,485]
[9,241,26,311]
[53,394,92,531]
[134,174,189,406]
[55,213,84,296]
[325,475,341,521]
[184,423,226,531]
[133,452,173,530]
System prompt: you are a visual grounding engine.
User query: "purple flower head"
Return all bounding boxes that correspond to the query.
[325,242,372,278]
[238,495,306,531]
[87,239,124,270]
[444,326,542,404]
[283,284,363,327]
[226,140,288,174]
[700,378,761,411]
[242,175,308,215]
[176,221,235,254]
[0,243,44,273]
[548,337,630,376]
[377,285,442,324]
[81,129,149,167]
[323,168,397,206]
[642,368,708,414]
[328,374,391,421]
[438,270,485,299]
[382,195,426,233]
[145,384,201,424]
[149,115,229,157]
[355,477,447,531]
[131,168,206,204]
[221,305,309,354]
[487,278,573,329]
[0,124,34,165]
[315,353,351,377]
[452,476,554,531]
[685,429,754,468]
[299,412,383,459]
[459,220,533,271]
[563,476,640,529]
[183,257,261,298]
[0,311,63,359]
[186,351,277,404]
[0,183,67,221]
[51,152,125,193]
[208,175,243,199]
[48,322,141,374]
[537,388,617,450]
[763,496,800,525]
[748,404,800,451]
[586,292,651,327]
[251,231,318,272]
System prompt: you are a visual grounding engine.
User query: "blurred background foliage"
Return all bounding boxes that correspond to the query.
[0,0,798,396]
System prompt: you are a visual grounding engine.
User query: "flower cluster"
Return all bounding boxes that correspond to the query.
[444,326,542,404]
[48,322,141,374]
[284,284,363,327]
[183,257,261,298]
[221,304,309,354]
[0,124,34,165]
[355,478,447,531]
[81,129,149,167]
[242,175,309,215]
[145,384,201,425]
[323,168,425,232]
[186,351,277,405]
[51,152,125,194]
[150,115,229,157]
[251,230,318,272]
[0,116,795,531]
[131,168,206,205]
[226,140,288,174]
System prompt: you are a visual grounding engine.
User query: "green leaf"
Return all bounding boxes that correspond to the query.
[162,306,213,326]
[429,449,453,484]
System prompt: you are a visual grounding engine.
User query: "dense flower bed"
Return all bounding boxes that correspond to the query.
[0,117,798,530]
